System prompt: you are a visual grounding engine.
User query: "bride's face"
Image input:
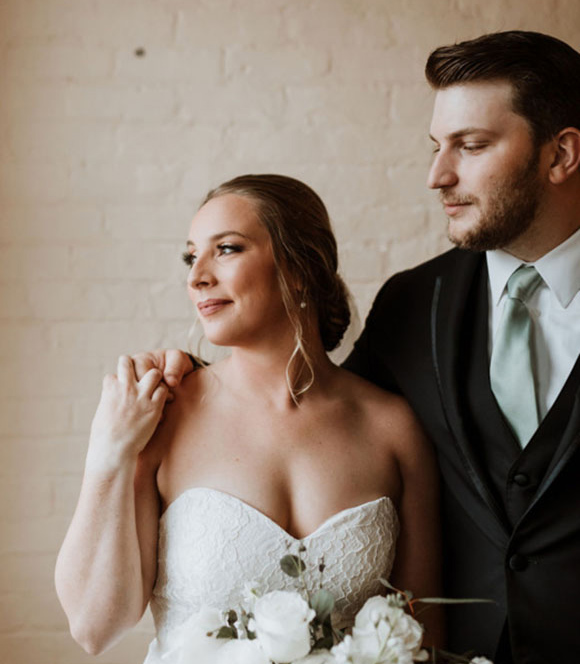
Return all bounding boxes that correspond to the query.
[184,194,292,348]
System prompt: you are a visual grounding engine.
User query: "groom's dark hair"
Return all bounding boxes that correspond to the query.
[425,30,580,145]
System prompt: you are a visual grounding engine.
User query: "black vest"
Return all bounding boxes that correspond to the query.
[462,261,580,529]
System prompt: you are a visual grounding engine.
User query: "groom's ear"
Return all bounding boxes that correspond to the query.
[547,127,580,184]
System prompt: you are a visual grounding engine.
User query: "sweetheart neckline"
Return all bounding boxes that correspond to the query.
[160,486,396,541]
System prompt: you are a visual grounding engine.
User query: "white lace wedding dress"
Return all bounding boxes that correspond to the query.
[143,487,399,663]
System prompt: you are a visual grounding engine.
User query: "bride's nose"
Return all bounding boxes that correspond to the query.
[187,253,217,290]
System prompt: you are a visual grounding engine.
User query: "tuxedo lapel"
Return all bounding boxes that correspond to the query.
[431,252,510,543]
[525,369,580,515]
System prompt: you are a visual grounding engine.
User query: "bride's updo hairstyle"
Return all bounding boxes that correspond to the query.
[201,174,351,399]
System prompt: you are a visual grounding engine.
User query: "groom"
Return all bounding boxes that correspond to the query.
[342,31,580,664]
[134,31,580,664]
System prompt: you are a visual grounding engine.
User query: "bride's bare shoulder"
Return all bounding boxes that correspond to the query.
[143,360,227,462]
[336,367,427,449]
[337,366,405,409]
[172,359,228,406]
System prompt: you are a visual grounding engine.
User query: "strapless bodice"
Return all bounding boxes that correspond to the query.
[144,487,399,663]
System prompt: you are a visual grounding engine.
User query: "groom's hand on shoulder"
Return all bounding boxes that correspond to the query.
[131,349,196,388]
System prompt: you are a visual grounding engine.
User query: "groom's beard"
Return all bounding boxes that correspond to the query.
[444,148,542,253]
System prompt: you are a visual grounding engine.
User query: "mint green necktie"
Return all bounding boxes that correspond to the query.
[490,265,543,447]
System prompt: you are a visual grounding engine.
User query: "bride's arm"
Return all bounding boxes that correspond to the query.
[54,356,168,655]
[388,400,445,648]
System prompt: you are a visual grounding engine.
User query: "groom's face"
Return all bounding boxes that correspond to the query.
[427,81,544,253]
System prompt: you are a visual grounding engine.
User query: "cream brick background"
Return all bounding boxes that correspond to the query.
[0,1,578,662]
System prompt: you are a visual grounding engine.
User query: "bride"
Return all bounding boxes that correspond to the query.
[55,174,443,661]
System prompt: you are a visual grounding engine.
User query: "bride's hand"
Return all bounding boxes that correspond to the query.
[131,348,195,387]
[86,355,169,472]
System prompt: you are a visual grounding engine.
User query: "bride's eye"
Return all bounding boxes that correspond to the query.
[217,243,243,256]
[182,251,196,267]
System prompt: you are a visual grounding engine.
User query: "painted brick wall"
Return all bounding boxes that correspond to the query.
[1,1,578,662]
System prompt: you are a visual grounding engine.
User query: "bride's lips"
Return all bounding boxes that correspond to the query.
[197,299,232,316]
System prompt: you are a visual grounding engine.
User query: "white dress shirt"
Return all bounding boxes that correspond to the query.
[487,227,580,421]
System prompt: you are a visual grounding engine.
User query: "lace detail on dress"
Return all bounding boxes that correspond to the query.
[144,487,399,663]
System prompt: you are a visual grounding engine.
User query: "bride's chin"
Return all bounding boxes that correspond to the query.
[202,332,239,349]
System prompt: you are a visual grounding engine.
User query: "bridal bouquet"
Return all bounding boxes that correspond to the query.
[177,552,493,664]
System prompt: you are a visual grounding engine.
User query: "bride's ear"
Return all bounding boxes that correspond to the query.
[283,267,305,300]
[548,127,580,184]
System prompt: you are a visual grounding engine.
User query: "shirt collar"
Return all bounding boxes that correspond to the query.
[486,226,580,308]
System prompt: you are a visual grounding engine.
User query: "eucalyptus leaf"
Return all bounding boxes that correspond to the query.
[323,622,335,641]
[313,635,334,650]
[310,589,335,623]
[280,554,306,578]
[226,609,238,625]
[332,627,345,641]
[216,626,237,639]
[378,578,412,599]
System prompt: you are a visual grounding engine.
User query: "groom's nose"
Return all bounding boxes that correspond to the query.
[427,149,459,189]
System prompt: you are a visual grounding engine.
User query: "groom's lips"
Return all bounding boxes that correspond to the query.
[442,200,472,216]
[197,298,232,316]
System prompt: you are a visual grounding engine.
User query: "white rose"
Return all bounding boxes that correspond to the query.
[470,658,494,664]
[331,635,375,664]
[387,611,424,653]
[251,590,315,662]
[354,596,401,631]
[294,651,337,664]
[243,580,264,613]
[381,637,414,664]
[216,638,270,664]
[178,607,228,664]
[350,596,425,664]
[350,625,393,663]
[351,597,400,662]
[331,635,356,664]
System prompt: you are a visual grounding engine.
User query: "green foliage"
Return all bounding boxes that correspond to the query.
[310,589,335,623]
[280,554,307,578]
[216,625,237,639]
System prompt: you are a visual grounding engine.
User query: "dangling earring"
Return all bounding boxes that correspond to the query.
[300,300,307,309]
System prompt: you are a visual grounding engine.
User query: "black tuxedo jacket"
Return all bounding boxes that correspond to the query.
[344,248,580,664]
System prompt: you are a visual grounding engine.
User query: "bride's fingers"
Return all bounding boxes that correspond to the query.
[139,367,164,397]
[117,354,138,385]
[151,382,169,405]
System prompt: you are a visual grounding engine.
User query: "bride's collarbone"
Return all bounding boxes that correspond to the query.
[182,398,342,439]
[174,403,380,471]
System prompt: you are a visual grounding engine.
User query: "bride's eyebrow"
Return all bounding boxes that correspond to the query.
[186,231,251,248]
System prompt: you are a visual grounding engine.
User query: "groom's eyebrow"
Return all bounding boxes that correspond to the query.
[429,127,498,142]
